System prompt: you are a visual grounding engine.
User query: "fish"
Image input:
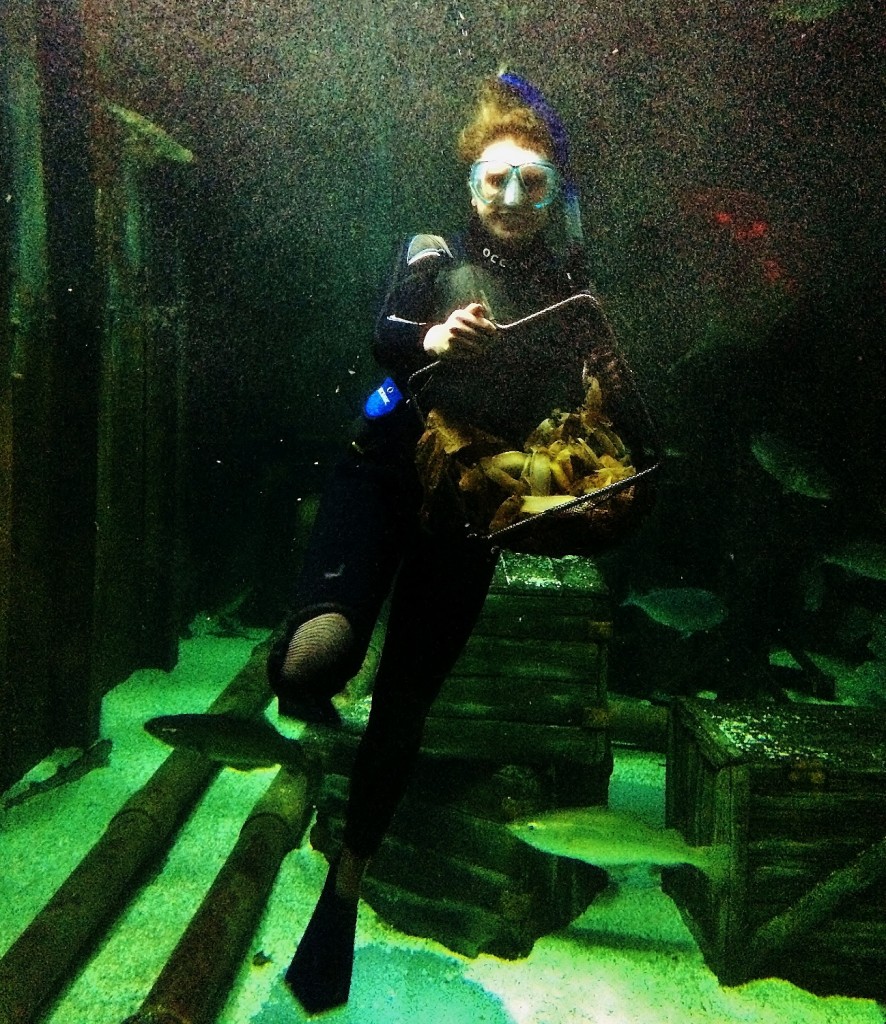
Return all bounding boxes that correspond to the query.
[750,432,834,501]
[105,103,195,164]
[870,613,886,660]
[2,739,112,810]
[143,712,317,773]
[801,652,886,708]
[508,806,729,880]
[822,538,886,583]
[769,0,849,21]
[622,587,726,638]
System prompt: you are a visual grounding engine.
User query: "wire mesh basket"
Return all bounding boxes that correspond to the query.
[409,294,661,554]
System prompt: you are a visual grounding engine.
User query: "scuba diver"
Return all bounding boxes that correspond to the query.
[268,71,648,1014]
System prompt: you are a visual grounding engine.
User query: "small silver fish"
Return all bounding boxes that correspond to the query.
[750,432,834,501]
[822,538,886,583]
[2,739,112,810]
[622,587,726,638]
[768,0,848,21]
[144,713,313,773]
[508,806,729,881]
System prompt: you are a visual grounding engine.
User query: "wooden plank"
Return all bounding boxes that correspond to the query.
[0,0,56,788]
[431,692,602,728]
[410,760,550,822]
[746,833,886,974]
[91,112,193,691]
[477,593,611,640]
[665,714,750,977]
[422,716,607,765]
[493,551,609,599]
[319,788,543,874]
[450,635,601,681]
[362,878,519,959]
[438,672,603,709]
[764,933,886,1002]
[369,835,514,912]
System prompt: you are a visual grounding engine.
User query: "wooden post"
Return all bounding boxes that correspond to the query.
[122,766,315,1024]
[0,0,55,791]
[91,107,194,691]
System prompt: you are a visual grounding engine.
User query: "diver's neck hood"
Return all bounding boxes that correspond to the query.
[465,214,555,278]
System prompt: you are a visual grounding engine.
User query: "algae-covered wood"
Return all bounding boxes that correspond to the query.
[665,698,886,1000]
[92,137,191,691]
[423,716,608,766]
[0,0,103,786]
[1,0,55,791]
[434,551,610,760]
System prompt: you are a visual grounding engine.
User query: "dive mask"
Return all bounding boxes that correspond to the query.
[469,159,560,210]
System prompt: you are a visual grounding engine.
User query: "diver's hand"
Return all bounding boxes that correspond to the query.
[423,302,496,359]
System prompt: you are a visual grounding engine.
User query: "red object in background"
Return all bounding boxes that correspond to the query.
[681,186,802,294]
[736,219,769,241]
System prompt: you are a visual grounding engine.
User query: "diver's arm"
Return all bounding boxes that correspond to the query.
[372,237,447,375]
[422,302,496,359]
[373,236,494,371]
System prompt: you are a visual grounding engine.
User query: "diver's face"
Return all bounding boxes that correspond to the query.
[470,138,554,244]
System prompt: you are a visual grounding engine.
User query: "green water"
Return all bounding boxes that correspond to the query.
[1,0,884,1020]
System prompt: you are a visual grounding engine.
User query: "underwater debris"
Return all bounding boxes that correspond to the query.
[822,538,886,583]
[508,806,729,880]
[105,102,195,165]
[1,739,112,810]
[622,587,726,638]
[750,431,834,500]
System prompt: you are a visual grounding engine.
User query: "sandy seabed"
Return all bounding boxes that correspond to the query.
[1,630,883,1024]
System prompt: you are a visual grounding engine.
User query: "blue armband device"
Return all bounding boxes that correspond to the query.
[363,377,404,419]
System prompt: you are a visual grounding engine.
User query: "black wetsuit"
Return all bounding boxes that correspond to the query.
[270,217,613,859]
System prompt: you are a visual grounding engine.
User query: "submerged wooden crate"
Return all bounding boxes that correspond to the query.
[665,699,886,1000]
[314,551,613,957]
[427,550,613,799]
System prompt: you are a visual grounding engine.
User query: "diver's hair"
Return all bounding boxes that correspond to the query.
[458,77,555,164]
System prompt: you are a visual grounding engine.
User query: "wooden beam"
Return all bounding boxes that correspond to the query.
[746,833,886,975]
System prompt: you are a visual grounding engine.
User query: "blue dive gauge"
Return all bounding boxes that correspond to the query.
[363,377,404,419]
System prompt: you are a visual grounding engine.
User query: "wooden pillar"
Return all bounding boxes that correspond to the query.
[1,0,57,791]
[36,0,103,741]
[90,105,194,691]
[0,1,195,788]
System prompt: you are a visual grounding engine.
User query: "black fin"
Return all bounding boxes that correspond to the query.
[285,859,357,1015]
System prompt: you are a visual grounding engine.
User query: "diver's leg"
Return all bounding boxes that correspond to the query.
[270,610,359,725]
[285,852,360,1015]
[341,531,498,864]
[268,449,418,723]
[285,533,495,1014]
[281,450,419,1013]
